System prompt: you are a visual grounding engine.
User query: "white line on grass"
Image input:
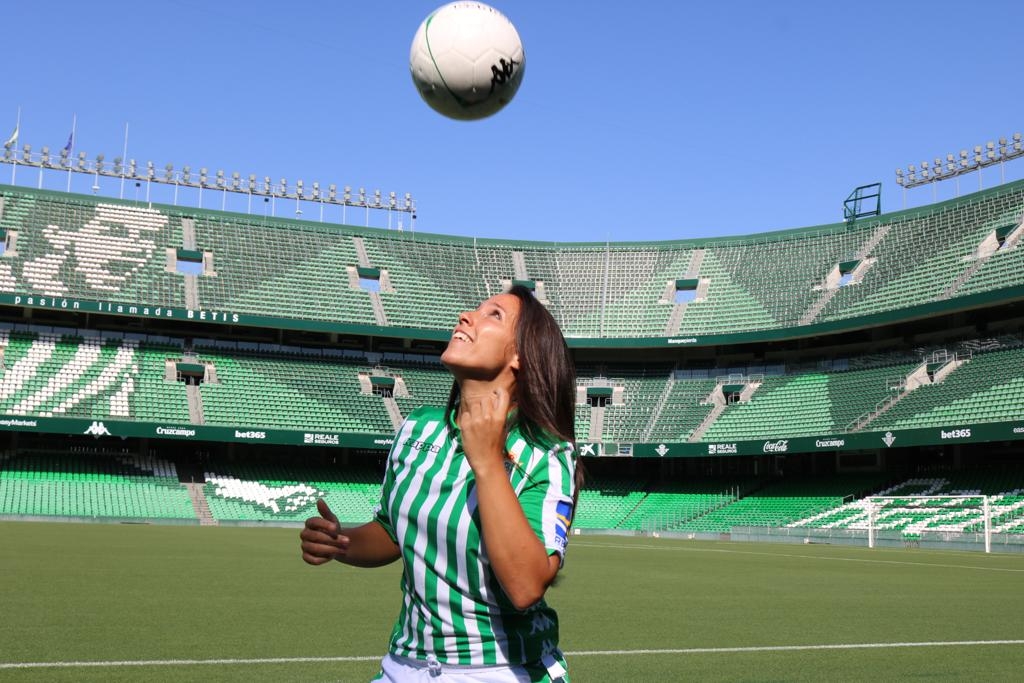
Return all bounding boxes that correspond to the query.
[572,541,1024,573]
[2,640,1022,670]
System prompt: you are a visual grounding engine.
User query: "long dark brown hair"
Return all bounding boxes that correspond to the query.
[447,285,585,508]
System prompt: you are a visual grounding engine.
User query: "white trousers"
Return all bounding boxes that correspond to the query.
[373,652,568,682]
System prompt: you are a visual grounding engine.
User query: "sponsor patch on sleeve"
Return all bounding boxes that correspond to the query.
[553,500,573,552]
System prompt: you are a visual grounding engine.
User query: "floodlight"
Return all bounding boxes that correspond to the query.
[0,139,414,218]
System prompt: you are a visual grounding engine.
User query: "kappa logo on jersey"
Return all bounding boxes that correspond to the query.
[529,612,556,635]
[553,500,573,552]
[412,438,442,454]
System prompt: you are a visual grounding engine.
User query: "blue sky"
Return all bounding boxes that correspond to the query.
[3,0,1023,243]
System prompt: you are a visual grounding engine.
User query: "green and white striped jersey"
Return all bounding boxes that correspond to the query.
[373,406,576,667]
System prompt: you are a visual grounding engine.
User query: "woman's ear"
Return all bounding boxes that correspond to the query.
[510,352,520,372]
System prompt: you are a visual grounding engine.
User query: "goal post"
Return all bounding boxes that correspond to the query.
[867,495,991,553]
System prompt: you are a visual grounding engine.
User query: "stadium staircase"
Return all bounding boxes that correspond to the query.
[687,403,726,442]
[942,212,1023,299]
[185,481,218,525]
[687,375,761,442]
[588,405,604,441]
[799,223,891,325]
[848,350,969,432]
[641,369,677,442]
[662,249,704,336]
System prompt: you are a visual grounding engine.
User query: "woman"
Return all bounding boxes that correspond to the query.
[301,285,581,682]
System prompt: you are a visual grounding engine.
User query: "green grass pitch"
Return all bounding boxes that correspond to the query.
[1,522,1022,681]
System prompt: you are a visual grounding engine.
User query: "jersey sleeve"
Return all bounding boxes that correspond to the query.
[373,411,425,543]
[372,450,399,543]
[516,442,576,565]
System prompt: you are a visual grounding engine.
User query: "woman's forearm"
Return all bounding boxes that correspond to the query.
[473,465,559,610]
[337,520,402,568]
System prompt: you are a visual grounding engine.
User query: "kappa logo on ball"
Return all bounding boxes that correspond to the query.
[410,2,526,121]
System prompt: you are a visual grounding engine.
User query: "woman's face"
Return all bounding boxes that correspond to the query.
[441,293,521,382]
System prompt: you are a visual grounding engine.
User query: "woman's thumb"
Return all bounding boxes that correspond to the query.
[317,498,338,524]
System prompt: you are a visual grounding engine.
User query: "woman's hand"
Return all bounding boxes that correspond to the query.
[300,499,402,568]
[300,499,349,565]
[458,387,511,477]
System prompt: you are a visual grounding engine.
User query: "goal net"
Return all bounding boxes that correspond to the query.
[866,495,992,553]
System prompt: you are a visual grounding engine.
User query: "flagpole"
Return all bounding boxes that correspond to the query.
[9,107,20,185]
[66,114,76,192]
[119,122,129,199]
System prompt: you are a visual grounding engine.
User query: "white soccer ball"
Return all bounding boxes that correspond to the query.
[409,2,525,121]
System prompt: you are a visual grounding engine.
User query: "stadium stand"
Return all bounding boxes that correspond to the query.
[201,459,382,524]
[871,345,1024,430]
[788,471,1024,536]
[0,330,138,419]
[0,449,194,519]
[2,180,1022,339]
[193,215,378,325]
[2,174,1024,550]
